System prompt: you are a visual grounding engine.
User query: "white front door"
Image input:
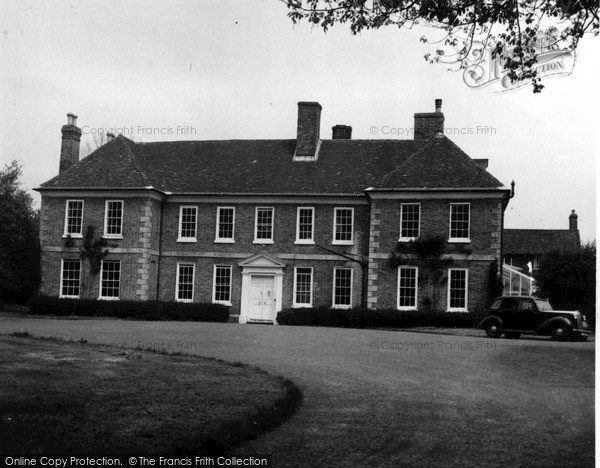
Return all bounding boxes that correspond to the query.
[248,275,275,322]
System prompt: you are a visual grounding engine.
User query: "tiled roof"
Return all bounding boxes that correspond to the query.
[40,135,505,194]
[42,136,150,189]
[503,229,581,255]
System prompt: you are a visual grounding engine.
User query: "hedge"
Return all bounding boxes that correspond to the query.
[27,295,229,322]
[276,306,480,329]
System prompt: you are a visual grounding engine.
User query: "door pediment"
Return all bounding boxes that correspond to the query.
[239,251,286,269]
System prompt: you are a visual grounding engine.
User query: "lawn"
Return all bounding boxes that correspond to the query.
[0,334,301,455]
[0,317,593,466]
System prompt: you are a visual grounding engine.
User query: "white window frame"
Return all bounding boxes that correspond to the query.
[447,268,469,312]
[59,259,82,298]
[63,200,84,238]
[215,206,235,243]
[293,267,313,307]
[175,263,195,303]
[177,205,198,242]
[333,207,354,245]
[99,260,121,300]
[448,203,471,243]
[399,203,420,241]
[295,207,315,244]
[397,266,418,310]
[332,268,353,309]
[213,265,233,305]
[254,207,274,244]
[103,200,124,239]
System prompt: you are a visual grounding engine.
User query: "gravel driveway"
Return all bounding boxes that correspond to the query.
[0,317,594,467]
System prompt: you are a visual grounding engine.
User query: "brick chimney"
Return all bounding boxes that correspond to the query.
[414,99,444,140]
[332,125,352,140]
[569,210,578,230]
[295,102,321,158]
[59,113,82,173]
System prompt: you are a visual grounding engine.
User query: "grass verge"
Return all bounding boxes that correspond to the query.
[0,332,302,455]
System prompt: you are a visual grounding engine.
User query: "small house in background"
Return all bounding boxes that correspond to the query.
[502,211,581,295]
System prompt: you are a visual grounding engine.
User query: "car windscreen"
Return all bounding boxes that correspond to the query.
[535,299,553,311]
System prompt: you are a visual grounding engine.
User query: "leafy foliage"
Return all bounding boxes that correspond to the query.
[277,306,479,328]
[283,0,599,92]
[0,161,40,304]
[27,295,231,322]
[389,235,453,311]
[536,242,596,328]
[80,225,110,277]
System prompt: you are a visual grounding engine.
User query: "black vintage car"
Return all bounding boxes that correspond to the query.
[478,296,591,341]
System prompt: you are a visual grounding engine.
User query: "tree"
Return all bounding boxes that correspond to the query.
[78,225,111,295]
[81,132,108,158]
[536,242,596,328]
[283,0,599,92]
[0,161,40,304]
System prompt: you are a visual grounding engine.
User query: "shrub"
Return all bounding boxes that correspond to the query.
[276,306,479,329]
[27,295,229,322]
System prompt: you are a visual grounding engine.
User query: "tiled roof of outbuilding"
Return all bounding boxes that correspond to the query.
[503,229,581,255]
[40,134,505,194]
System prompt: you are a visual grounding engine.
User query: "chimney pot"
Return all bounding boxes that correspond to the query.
[332,125,352,140]
[295,101,322,159]
[59,113,82,173]
[107,132,115,142]
[569,210,578,230]
[435,99,442,113]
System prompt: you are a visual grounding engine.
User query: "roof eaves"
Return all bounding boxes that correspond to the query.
[163,192,367,197]
[366,187,511,192]
[35,186,166,195]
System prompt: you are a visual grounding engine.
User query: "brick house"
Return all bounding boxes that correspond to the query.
[503,210,581,275]
[36,100,511,323]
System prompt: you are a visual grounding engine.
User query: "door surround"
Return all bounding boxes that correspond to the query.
[239,252,286,324]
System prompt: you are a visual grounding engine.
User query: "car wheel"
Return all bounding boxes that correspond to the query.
[485,322,502,338]
[505,332,521,339]
[551,325,570,342]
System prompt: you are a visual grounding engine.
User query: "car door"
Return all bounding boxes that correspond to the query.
[516,298,538,331]
[500,298,519,329]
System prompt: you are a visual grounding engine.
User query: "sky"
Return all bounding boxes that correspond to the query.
[1,0,598,242]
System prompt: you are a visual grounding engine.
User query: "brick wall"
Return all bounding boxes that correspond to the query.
[40,191,504,316]
[158,201,369,314]
[368,197,504,313]
[158,256,363,315]
[39,194,161,300]
[414,113,444,139]
[160,202,370,256]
